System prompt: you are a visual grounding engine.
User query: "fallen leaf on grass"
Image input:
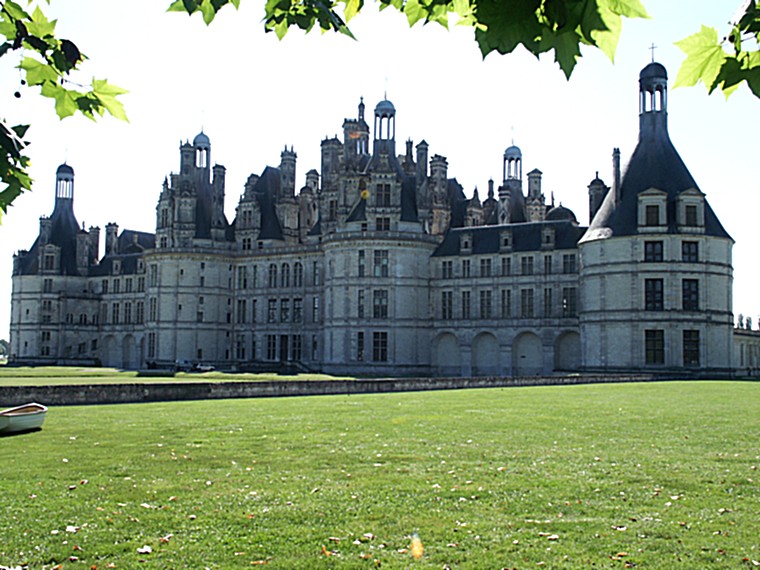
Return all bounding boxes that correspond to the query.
[159,534,173,543]
[411,534,424,560]
[137,545,152,554]
[250,561,269,565]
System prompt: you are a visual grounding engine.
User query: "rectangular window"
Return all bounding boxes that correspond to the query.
[358,250,366,277]
[149,265,158,287]
[252,299,257,322]
[501,257,511,276]
[268,299,277,323]
[124,302,132,324]
[44,254,54,270]
[237,267,248,289]
[373,290,389,319]
[196,311,203,323]
[462,259,471,278]
[102,279,109,294]
[461,290,471,319]
[268,264,277,288]
[328,199,338,221]
[480,290,492,319]
[312,297,320,322]
[292,335,303,361]
[112,303,120,324]
[645,278,664,311]
[544,255,552,275]
[293,263,303,287]
[376,183,391,207]
[266,335,277,360]
[43,278,53,293]
[372,331,388,362]
[480,258,492,278]
[125,278,133,293]
[543,288,552,317]
[375,217,390,231]
[358,290,365,318]
[682,241,699,263]
[237,299,247,323]
[373,250,389,277]
[645,204,660,226]
[113,279,120,294]
[644,241,664,262]
[441,260,453,279]
[685,204,698,226]
[501,289,512,317]
[357,331,365,361]
[149,298,157,321]
[441,291,453,320]
[148,333,156,359]
[280,299,290,322]
[562,287,577,317]
[520,289,534,318]
[313,261,320,286]
[645,329,665,364]
[293,298,303,323]
[682,279,699,311]
[521,256,534,276]
[137,277,145,292]
[562,254,577,274]
[683,330,700,366]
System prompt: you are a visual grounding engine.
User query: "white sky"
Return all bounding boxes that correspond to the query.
[1,1,758,337]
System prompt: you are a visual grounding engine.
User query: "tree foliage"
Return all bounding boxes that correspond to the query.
[0,0,127,220]
[675,1,760,98]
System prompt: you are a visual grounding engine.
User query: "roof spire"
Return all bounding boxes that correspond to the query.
[649,42,657,62]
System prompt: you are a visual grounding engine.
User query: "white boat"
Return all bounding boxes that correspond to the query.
[0,403,48,434]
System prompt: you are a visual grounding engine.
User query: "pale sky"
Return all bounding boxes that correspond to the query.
[1,1,758,338]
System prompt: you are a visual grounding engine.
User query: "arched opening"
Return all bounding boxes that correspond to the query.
[122,335,136,369]
[554,331,581,372]
[433,333,461,376]
[512,332,543,376]
[472,332,499,376]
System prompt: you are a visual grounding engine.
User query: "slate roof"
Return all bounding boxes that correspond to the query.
[15,199,81,276]
[433,219,586,257]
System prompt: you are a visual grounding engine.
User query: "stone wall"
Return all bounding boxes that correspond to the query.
[0,374,680,407]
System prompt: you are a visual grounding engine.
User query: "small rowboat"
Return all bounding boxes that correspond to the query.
[0,403,48,434]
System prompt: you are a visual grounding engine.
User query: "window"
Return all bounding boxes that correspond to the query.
[562,287,577,317]
[682,279,699,311]
[268,264,277,288]
[293,262,303,287]
[358,290,365,318]
[682,241,699,263]
[358,251,366,277]
[312,297,320,322]
[544,255,552,275]
[237,267,248,289]
[313,261,320,286]
[480,290,492,319]
[136,301,144,324]
[462,259,471,278]
[480,258,492,278]
[149,265,158,287]
[373,290,389,319]
[645,329,665,364]
[102,279,109,294]
[43,278,53,293]
[357,331,365,361]
[683,330,700,366]
[685,204,698,226]
[125,278,133,293]
[501,289,512,318]
[373,250,389,277]
[236,335,246,360]
[44,254,54,270]
[562,254,577,274]
[375,217,390,231]
[266,335,277,360]
[149,298,157,321]
[645,279,664,311]
[645,204,660,226]
[251,299,257,322]
[442,260,453,279]
[267,299,277,323]
[521,256,534,276]
[442,291,453,320]
[520,289,534,318]
[237,299,247,323]
[292,335,303,361]
[293,298,303,323]
[543,288,552,317]
[197,311,204,323]
[644,241,664,262]
[112,303,120,324]
[501,257,511,276]
[281,264,290,287]
[280,299,290,322]
[376,183,391,207]
[137,277,145,292]
[148,333,156,358]
[461,290,471,319]
[328,199,338,221]
[113,279,120,294]
[124,302,132,324]
[372,332,388,362]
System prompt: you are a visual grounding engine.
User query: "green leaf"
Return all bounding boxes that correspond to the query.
[674,25,726,90]
[551,29,583,78]
[200,0,218,24]
[604,0,650,19]
[92,78,129,121]
[19,56,58,85]
[26,6,57,38]
[343,0,362,23]
[40,81,79,118]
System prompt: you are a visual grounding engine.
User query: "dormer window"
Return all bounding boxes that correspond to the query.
[112,260,121,275]
[676,189,705,233]
[638,188,667,232]
[499,230,512,252]
[460,233,472,253]
[541,227,555,249]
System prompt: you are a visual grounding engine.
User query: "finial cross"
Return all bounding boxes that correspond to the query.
[649,43,657,62]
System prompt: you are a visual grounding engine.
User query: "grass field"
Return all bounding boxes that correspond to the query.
[0,381,758,569]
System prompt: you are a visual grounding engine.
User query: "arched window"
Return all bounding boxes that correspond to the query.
[268,264,277,288]
[293,262,303,287]
[281,263,290,287]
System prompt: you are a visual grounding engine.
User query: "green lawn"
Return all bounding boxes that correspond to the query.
[0,382,757,569]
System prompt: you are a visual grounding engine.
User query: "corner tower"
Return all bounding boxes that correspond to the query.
[579,62,734,374]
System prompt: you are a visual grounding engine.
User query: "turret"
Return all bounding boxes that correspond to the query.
[105,222,119,255]
[279,146,297,200]
[415,140,428,187]
[373,98,396,156]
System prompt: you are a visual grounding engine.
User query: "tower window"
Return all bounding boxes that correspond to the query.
[682,241,699,263]
[644,241,663,262]
[645,330,665,365]
[645,205,660,226]
[682,279,699,311]
[683,330,700,366]
[645,278,664,311]
[685,205,698,226]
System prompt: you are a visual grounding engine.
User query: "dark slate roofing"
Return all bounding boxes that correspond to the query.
[346,197,367,222]
[91,252,143,276]
[307,216,322,236]
[15,198,81,276]
[118,230,155,252]
[546,204,578,223]
[583,63,730,243]
[400,175,418,222]
[255,166,285,240]
[57,163,74,176]
[433,220,586,257]
[447,179,467,228]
